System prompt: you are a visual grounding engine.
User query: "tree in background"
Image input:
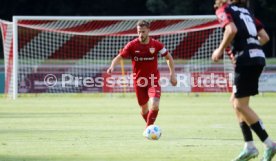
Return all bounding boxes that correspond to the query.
[251,0,276,27]
[146,0,214,15]
[0,0,275,58]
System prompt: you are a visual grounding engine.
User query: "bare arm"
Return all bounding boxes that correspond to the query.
[107,55,123,74]
[164,53,177,86]
[212,22,237,62]
[258,29,270,46]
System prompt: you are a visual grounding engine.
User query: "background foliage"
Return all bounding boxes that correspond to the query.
[0,0,275,58]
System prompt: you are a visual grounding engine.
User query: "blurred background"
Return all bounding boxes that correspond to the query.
[0,2,275,160]
[0,0,275,59]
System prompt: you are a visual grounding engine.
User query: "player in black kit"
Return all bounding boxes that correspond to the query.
[213,0,276,161]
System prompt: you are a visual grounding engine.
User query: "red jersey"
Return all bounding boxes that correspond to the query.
[120,38,168,82]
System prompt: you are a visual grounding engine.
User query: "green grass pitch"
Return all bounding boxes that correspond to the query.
[0,93,275,161]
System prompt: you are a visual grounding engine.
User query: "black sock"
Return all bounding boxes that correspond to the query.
[250,120,269,142]
[240,122,253,142]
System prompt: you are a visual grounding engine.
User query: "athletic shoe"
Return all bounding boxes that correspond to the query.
[143,128,148,138]
[232,148,259,161]
[261,143,276,161]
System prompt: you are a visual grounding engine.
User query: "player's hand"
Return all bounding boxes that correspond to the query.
[170,74,177,86]
[226,48,236,64]
[212,48,223,62]
[106,66,114,74]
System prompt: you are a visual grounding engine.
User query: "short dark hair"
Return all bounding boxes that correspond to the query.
[137,20,150,28]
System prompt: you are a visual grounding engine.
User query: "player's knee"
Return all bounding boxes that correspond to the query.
[233,104,245,112]
[151,102,159,110]
[152,105,159,110]
[233,97,250,112]
[141,107,149,114]
[140,103,148,113]
[150,97,159,110]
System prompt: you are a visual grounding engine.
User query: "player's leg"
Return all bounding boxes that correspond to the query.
[135,86,150,123]
[146,97,160,126]
[233,96,276,161]
[233,97,259,124]
[232,96,259,161]
[146,84,161,127]
[235,112,256,150]
[140,103,149,123]
[231,92,258,161]
[233,66,276,160]
[231,91,254,146]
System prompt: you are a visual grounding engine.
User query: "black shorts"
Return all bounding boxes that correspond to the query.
[234,65,264,98]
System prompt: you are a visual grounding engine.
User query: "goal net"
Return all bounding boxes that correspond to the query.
[1,16,233,99]
[0,20,14,97]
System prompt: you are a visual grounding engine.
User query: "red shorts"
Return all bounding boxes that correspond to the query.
[134,82,161,106]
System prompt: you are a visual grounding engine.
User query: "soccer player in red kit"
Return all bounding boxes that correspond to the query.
[107,20,177,134]
[213,0,276,160]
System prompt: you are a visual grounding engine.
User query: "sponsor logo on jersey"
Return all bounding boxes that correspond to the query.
[134,57,139,61]
[149,48,155,54]
[249,49,265,58]
[135,50,140,53]
[133,56,154,62]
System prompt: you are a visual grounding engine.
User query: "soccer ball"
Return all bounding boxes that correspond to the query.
[144,125,162,140]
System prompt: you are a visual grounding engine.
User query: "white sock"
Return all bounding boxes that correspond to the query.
[264,137,274,148]
[244,141,256,149]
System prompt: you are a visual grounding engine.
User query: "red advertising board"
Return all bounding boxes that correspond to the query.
[191,72,232,92]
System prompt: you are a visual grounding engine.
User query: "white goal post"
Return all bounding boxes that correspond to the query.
[1,15,233,99]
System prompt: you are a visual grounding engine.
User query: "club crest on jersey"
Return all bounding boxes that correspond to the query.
[149,48,155,54]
